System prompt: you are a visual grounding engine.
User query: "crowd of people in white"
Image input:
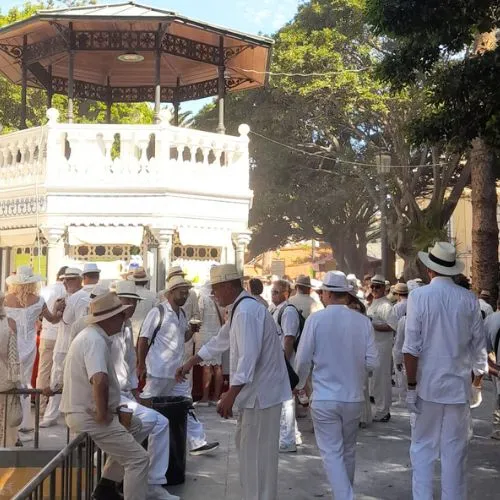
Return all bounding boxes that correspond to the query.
[0,240,498,500]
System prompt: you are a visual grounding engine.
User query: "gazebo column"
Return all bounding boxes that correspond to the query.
[106,77,112,123]
[20,35,28,130]
[0,247,10,291]
[47,65,53,108]
[216,36,226,134]
[173,77,180,127]
[67,23,75,124]
[154,228,174,289]
[154,26,162,124]
[232,232,252,274]
[42,227,66,284]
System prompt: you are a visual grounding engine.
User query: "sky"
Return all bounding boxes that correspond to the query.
[1,0,300,114]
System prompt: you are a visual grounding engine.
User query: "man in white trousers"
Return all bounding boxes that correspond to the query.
[107,280,179,500]
[137,275,219,456]
[367,274,394,422]
[403,242,488,500]
[177,264,291,500]
[270,279,302,452]
[295,271,379,500]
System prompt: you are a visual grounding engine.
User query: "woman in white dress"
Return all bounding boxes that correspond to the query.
[0,291,22,447]
[4,266,64,437]
[195,282,225,405]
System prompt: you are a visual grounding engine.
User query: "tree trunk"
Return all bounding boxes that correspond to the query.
[386,247,396,283]
[470,137,498,302]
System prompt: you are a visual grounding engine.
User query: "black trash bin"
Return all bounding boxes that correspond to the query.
[152,396,192,485]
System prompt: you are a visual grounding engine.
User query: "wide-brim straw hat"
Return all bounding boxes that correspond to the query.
[394,282,409,295]
[295,274,312,288]
[62,267,83,279]
[115,280,143,300]
[418,242,464,276]
[85,292,131,324]
[6,266,42,286]
[370,274,386,286]
[167,266,185,281]
[82,263,101,275]
[210,264,242,286]
[321,271,353,293]
[127,267,151,282]
[165,275,193,293]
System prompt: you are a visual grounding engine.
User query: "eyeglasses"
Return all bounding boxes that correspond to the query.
[370,284,383,290]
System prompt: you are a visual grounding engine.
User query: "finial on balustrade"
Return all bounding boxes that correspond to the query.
[158,108,173,125]
[238,124,250,137]
[46,108,60,125]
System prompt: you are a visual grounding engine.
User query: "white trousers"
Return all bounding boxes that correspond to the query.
[236,404,282,500]
[120,394,170,485]
[19,349,36,430]
[143,376,207,451]
[66,412,149,500]
[410,399,470,500]
[311,400,362,500]
[43,352,67,422]
[372,332,393,417]
[279,398,301,447]
[360,375,372,425]
[493,381,500,430]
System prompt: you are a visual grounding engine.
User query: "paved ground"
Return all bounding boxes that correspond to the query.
[22,381,500,499]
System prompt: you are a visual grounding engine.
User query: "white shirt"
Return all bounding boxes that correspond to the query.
[403,277,488,404]
[295,305,379,403]
[198,291,291,409]
[387,299,407,331]
[393,316,406,366]
[483,311,500,357]
[367,297,394,330]
[479,298,494,318]
[61,324,121,414]
[289,292,324,319]
[272,301,300,342]
[131,286,158,337]
[40,282,66,341]
[110,319,138,393]
[140,301,188,379]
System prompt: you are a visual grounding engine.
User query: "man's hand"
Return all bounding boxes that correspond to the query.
[42,387,53,397]
[176,362,192,383]
[131,389,140,402]
[95,410,113,426]
[406,388,420,414]
[217,391,235,419]
[137,364,147,383]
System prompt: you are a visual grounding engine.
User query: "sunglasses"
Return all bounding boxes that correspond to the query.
[370,284,383,290]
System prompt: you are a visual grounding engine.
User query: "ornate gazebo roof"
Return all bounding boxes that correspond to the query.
[0,1,273,104]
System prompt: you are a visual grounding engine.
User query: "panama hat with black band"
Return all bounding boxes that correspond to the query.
[418,242,464,276]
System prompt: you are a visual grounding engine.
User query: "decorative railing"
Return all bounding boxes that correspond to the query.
[0,109,251,196]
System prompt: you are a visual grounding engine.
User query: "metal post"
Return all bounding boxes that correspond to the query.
[21,35,28,130]
[154,25,162,124]
[34,392,40,449]
[67,23,75,123]
[217,36,226,134]
[380,174,388,278]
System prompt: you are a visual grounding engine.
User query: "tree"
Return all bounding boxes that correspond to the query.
[366,0,499,296]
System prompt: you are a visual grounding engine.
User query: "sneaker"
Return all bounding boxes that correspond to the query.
[359,422,367,429]
[295,435,303,446]
[297,389,309,406]
[189,442,219,456]
[18,432,33,442]
[490,430,500,440]
[91,479,121,500]
[194,401,209,408]
[40,418,58,428]
[18,427,34,433]
[279,443,297,453]
[147,484,180,500]
[373,413,391,423]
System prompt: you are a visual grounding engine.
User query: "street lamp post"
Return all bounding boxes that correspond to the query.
[375,152,391,279]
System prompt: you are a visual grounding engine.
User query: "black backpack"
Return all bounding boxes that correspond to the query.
[277,304,306,352]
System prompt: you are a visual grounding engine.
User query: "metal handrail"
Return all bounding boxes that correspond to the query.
[11,432,104,500]
[1,388,62,448]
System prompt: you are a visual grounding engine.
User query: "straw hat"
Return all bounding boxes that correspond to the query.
[115,280,143,300]
[394,283,409,295]
[127,267,151,282]
[321,271,353,293]
[370,274,386,286]
[89,283,110,299]
[295,275,312,288]
[167,266,185,281]
[165,275,192,293]
[85,292,131,324]
[210,264,242,286]
[6,266,42,286]
[82,263,101,275]
[62,268,82,279]
[418,242,464,276]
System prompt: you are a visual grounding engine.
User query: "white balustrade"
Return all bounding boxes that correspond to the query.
[1,108,251,197]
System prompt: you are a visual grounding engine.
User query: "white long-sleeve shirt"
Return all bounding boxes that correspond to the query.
[131,286,158,338]
[272,301,300,350]
[40,282,66,341]
[139,301,188,379]
[387,299,407,332]
[367,297,393,330]
[403,276,488,404]
[479,298,494,318]
[393,316,406,366]
[295,305,379,403]
[110,319,138,393]
[198,291,291,409]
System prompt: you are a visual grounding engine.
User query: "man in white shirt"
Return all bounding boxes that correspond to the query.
[289,274,324,319]
[113,281,179,500]
[271,279,302,452]
[36,266,67,415]
[367,274,394,422]
[138,275,219,456]
[479,290,494,318]
[403,242,488,500]
[296,271,379,500]
[61,292,149,500]
[177,264,291,500]
[127,267,159,341]
[82,262,101,292]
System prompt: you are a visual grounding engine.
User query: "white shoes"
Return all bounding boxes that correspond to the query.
[279,443,297,453]
[470,386,482,409]
[40,418,58,428]
[147,484,180,500]
[18,432,33,442]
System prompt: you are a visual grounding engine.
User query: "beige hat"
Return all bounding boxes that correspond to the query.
[165,275,192,293]
[295,275,312,288]
[90,283,110,299]
[394,282,409,295]
[210,264,242,286]
[85,292,131,324]
[62,267,83,279]
[418,242,464,276]
[127,267,151,282]
[167,266,185,280]
[115,280,143,300]
[6,266,42,286]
